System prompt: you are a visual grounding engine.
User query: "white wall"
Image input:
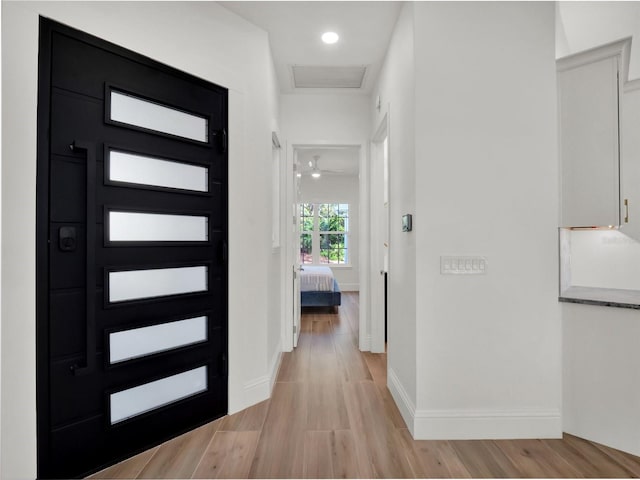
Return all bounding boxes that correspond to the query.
[299,175,360,290]
[279,93,370,145]
[266,48,283,397]
[370,2,417,420]
[411,2,561,438]
[1,2,279,478]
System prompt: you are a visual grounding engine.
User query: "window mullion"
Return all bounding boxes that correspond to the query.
[313,204,320,264]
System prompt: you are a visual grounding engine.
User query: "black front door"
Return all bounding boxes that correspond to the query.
[36,18,228,479]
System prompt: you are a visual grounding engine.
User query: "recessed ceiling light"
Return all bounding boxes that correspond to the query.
[312,171,321,178]
[321,32,339,44]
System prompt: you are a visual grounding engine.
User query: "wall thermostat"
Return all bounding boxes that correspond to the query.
[402,214,412,232]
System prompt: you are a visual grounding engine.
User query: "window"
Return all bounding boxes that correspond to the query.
[300,203,349,265]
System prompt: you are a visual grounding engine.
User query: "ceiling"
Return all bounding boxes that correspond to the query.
[296,147,360,176]
[219,1,403,94]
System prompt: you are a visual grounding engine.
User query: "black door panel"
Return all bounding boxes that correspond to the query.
[37,18,228,479]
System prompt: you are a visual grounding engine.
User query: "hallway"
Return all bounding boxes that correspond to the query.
[91,293,640,479]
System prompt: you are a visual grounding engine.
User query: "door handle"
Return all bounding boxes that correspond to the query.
[69,141,96,376]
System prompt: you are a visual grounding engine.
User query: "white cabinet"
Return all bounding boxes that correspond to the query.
[558,41,624,227]
[620,82,640,241]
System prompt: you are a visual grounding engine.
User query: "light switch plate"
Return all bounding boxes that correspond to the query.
[440,256,487,275]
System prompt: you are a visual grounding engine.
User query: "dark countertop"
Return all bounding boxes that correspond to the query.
[559,286,640,310]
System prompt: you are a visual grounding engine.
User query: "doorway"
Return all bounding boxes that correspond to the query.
[285,144,365,350]
[371,116,390,353]
[36,19,228,478]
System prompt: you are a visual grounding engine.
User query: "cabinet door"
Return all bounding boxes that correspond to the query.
[620,86,640,240]
[559,55,620,227]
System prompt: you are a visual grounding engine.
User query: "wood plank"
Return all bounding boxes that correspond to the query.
[236,400,270,431]
[483,440,528,478]
[88,447,158,479]
[192,430,260,479]
[341,293,360,336]
[329,309,353,336]
[276,333,311,382]
[218,431,260,479]
[218,409,246,432]
[591,440,640,477]
[492,439,583,478]
[306,381,350,430]
[308,319,342,384]
[334,333,372,382]
[450,440,517,478]
[342,381,413,478]
[330,430,362,479]
[248,382,306,478]
[561,434,636,477]
[362,351,387,385]
[375,384,407,429]
[137,420,219,479]
[303,431,334,479]
[436,441,474,479]
[398,429,461,478]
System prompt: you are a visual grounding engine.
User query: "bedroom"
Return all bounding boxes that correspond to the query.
[296,147,360,312]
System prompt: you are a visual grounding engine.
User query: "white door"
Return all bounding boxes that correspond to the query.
[371,118,389,353]
[292,158,302,347]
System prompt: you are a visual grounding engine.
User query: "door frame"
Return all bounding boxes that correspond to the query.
[283,141,369,351]
[370,114,390,353]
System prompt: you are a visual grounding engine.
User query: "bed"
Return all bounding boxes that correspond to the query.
[300,266,341,309]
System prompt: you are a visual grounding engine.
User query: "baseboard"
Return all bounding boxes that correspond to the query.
[387,367,416,435]
[387,368,561,440]
[268,344,282,393]
[358,333,371,352]
[340,283,359,292]
[413,409,562,440]
[243,344,283,408]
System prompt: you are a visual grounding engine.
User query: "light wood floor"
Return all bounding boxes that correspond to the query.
[91,292,640,478]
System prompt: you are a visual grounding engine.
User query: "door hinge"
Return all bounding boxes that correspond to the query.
[220,240,228,265]
[293,325,297,334]
[294,271,297,279]
[222,128,227,154]
[220,353,228,377]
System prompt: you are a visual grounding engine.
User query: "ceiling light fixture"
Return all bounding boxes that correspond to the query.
[321,32,339,44]
[311,155,322,178]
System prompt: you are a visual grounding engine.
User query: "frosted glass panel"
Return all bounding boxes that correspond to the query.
[110,366,207,424]
[110,91,208,142]
[109,211,208,242]
[109,150,208,192]
[109,266,207,303]
[110,316,207,364]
